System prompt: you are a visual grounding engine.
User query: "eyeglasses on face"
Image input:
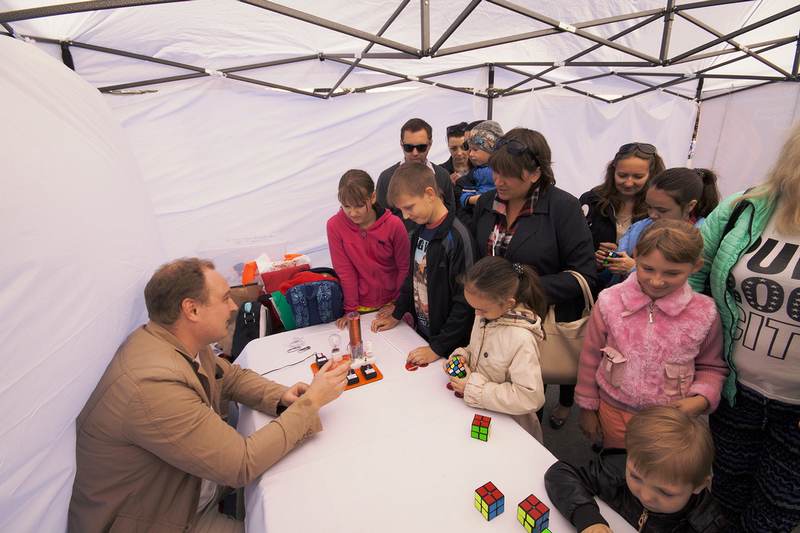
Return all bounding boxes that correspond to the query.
[403,143,429,153]
[617,142,657,156]
[493,138,540,167]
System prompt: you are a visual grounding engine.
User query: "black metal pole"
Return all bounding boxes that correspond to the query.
[659,0,675,64]
[487,64,495,119]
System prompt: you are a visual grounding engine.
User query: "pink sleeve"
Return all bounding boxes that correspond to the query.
[392,218,411,300]
[574,303,609,411]
[688,313,728,413]
[326,219,359,313]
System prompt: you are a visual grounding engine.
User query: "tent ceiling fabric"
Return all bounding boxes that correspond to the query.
[1,0,798,102]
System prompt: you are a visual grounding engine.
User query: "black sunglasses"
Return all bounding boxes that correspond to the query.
[617,142,657,156]
[493,138,539,167]
[446,122,469,137]
[402,143,429,153]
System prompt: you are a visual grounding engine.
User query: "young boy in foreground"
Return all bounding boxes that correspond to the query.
[545,406,728,532]
[371,162,476,365]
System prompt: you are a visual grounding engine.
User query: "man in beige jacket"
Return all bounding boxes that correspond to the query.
[68,258,349,532]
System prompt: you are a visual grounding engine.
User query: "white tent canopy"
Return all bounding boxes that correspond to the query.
[1,2,799,532]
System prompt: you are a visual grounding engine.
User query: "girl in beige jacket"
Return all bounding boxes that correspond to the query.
[443,256,547,442]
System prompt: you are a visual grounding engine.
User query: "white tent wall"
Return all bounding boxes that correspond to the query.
[693,82,800,198]
[103,81,484,264]
[0,37,164,532]
[492,89,698,190]
[102,82,697,266]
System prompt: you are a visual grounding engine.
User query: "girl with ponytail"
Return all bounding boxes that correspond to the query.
[604,167,721,278]
[443,256,548,441]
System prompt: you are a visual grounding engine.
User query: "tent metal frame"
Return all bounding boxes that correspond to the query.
[1,0,798,108]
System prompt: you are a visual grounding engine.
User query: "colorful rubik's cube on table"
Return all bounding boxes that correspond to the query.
[446,355,467,378]
[471,414,491,441]
[517,494,550,533]
[474,481,504,521]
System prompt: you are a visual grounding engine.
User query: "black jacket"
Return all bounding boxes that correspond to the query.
[579,189,648,250]
[376,161,457,231]
[544,451,729,533]
[392,212,476,357]
[472,185,597,322]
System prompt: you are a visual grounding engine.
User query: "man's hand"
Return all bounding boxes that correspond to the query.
[605,252,635,276]
[279,382,309,406]
[581,525,613,533]
[335,316,350,330]
[579,408,604,448]
[407,346,439,365]
[304,360,349,409]
[371,315,400,332]
[670,395,709,416]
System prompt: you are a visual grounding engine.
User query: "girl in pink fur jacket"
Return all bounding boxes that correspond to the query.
[576,219,728,449]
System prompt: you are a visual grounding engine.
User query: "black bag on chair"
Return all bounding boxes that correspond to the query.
[231,294,278,361]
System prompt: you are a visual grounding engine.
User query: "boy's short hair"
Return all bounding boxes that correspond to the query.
[625,406,714,488]
[387,162,438,204]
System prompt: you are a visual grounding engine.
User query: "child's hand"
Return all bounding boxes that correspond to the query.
[335,316,350,329]
[670,395,709,416]
[605,251,635,275]
[376,303,395,319]
[407,346,439,365]
[449,374,468,394]
[371,315,399,332]
[596,242,617,268]
[581,525,613,533]
[448,364,471,394]
[579,409,604,448]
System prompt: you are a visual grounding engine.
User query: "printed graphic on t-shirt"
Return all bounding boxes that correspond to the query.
[413,235,431,335]
[730,224,800,403]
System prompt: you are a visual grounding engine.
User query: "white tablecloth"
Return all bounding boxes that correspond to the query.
[236,314,634,532]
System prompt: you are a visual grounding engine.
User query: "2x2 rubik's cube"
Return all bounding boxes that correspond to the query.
[518,494,551,532]
[474,482,504,521]
[471,414,491,441]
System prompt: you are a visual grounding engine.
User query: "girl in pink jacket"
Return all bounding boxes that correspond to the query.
[444,256,548,441]
[327,169,410,326]
[576,219,728,449]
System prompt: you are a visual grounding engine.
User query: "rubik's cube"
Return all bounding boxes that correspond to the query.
[474,482,504,521]
[471,414,491,441]
[517,494,550,533]
[446,356,467,378]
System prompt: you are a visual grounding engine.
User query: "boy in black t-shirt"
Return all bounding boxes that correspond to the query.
[371,162,476,366]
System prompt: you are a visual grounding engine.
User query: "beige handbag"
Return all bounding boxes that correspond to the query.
[539,270,595,385]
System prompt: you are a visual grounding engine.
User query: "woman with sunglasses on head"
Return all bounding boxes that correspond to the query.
[605,167,720,280]
[472,128,597,431]
[580,142,665,291]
